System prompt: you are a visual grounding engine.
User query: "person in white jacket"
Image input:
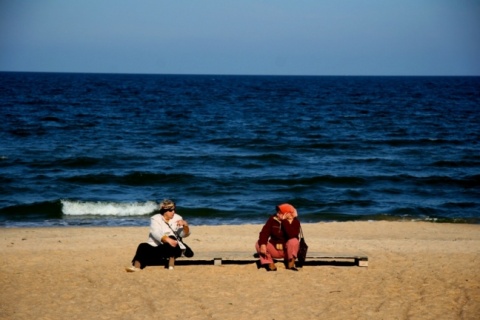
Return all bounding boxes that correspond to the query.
[126,199,191,272]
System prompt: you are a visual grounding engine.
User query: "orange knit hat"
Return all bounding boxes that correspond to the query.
[276,203,298,217]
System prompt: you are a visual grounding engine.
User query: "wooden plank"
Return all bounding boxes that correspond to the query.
[175,251,256,266]
[176,251,368,267]
[306,252,368,267]
[183,251,255,261]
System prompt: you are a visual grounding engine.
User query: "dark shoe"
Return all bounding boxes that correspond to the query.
[265,263,277,272]
[287,259,298,271]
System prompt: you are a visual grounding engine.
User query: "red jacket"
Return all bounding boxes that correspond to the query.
[258,215,300,247]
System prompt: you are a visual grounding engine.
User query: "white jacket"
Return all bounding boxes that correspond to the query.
[147,213,190,247]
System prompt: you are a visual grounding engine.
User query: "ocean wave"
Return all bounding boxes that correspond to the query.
[411,174,480,188]
[61,200,158,216]
[368,174,480,188]
[372,138,461,147]
[247,173,480,189]
[430,160,480,168]
[1,198,478,226]
[0,200,63,219]
[27,157,105,169]
[254,175,367,187]
[62,172,198,185]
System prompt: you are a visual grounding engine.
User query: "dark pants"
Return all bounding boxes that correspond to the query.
[132,242,183,269]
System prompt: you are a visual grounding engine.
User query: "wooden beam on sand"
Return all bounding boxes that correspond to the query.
[176,251,368,267]
[306,252,369,267]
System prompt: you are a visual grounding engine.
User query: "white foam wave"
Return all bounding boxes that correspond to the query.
[61,200,157,216]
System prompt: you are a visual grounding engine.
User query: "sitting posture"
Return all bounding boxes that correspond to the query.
[126,199,191,272]
[255,203,301,271]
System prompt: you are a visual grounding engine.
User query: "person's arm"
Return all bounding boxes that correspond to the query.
[150,216,177,246]
[177,221,190,238]
[182,224,190,237]
[149,216,166,243]
[282,218,300,239]
[173,214,190,237]
[258,217,274,246]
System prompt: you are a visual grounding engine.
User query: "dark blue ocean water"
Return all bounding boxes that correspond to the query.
[1,72,479,227]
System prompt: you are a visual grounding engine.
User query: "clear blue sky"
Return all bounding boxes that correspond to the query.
[1,0,479,76]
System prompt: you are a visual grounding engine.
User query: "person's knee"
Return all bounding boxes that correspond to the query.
[286,238,299,246]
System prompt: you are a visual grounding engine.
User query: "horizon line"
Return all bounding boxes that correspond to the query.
[1,70,479,77]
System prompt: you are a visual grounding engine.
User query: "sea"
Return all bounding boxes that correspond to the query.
[1,72,479,227]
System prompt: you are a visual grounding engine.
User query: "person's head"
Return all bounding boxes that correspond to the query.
[159,199,176,220]
[276,203,297,220]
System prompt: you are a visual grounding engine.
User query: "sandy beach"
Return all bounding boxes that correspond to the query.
[1,221,479,320]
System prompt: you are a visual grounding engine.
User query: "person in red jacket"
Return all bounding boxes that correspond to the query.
[255,203,301,271]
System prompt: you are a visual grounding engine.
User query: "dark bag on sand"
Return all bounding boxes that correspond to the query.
[172,236,194,258]
[297,227,308,267]
[181,241,194,258]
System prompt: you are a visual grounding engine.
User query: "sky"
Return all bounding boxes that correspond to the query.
[0,0,479,76]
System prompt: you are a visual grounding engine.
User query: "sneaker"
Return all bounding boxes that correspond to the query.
[125,266,140,272]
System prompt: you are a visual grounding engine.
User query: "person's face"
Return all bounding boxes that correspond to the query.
[163,207,175,219]
[277,211,292,220]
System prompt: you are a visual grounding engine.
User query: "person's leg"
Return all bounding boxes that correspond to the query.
[162,238,183,269]
[127,243,154,272]
[255,242,284,271]
[285,238,300,270]
[130,243,170,269]
[165,236,184,258]
[130,243,153,269]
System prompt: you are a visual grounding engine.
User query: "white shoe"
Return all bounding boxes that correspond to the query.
[125,266,140,272]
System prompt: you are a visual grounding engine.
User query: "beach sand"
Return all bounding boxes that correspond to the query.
[1,221,479,320]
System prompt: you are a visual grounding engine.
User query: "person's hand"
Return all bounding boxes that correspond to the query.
[166,237,178,247]
[281,213,293,223]
[277,213,287,220]
[176,220,188,227]
[260,244,267,256]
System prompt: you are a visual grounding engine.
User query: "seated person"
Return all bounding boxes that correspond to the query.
[255,203,301,271]
[126,199,191,272]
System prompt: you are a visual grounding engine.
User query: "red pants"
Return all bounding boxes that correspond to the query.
[255,238,299,265]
